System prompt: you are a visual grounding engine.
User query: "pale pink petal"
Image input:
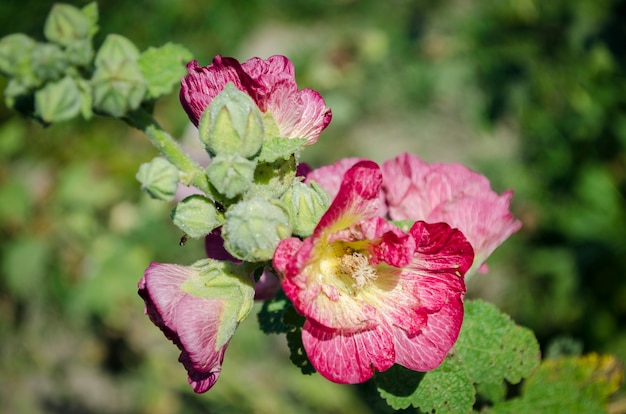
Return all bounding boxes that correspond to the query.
[382,153,521,273]
[427,191,522,271]
[302,320,395,383]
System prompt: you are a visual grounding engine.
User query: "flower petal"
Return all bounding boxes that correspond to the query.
[138,262,229,393]
[303,320,395,383]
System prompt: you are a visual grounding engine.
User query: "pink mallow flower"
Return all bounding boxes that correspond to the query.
[273,161,473,383]
[138,261,254,393]
[382,153,522,274]
[180,55,332,145]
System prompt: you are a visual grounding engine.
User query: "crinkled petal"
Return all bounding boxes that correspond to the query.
[180,55,331,143]
[138,263,229,394]
[307,157,386,216]
[427,191,521,271]
[382,153,520,273]
[392,292,464,371]
[314,160,384,238]
[303,320,395,383]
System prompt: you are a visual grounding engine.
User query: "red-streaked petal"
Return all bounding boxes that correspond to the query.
[303,320,395,384]
[314,160,383,238]
[392,292,465,371]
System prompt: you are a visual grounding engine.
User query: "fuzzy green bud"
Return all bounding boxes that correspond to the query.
[0,34,36,78]
[170,195,225,239]
[35,76,82,123]
[136,157,179,201]
[91,63,146,117]
[206,153,256,199]
[94,34,139,66]
[222,196,292,262]
[31,43,67,82]
[44,3,92,47]
[281,180,329,237]
[198,83,264,158]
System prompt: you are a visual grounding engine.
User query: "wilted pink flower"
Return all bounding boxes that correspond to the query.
[382,153,522,274]
[180,55,332,145]
[138,262,254,393]
[273,161,473,383]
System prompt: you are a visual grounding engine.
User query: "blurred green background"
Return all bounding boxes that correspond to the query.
[1,0,625,412]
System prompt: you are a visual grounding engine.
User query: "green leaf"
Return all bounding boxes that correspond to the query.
[455,299,541,385]
[375,300,540,413]
[377,355,474,413]
[138,43,193,100]
[258,289,291,334]
[491,354,624,414]
[258,136,307,163]
[285,306,316,375]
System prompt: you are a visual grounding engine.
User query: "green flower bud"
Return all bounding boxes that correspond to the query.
[136,157,179,201]
[206,153,256,199]
[65,39,94,67]
[44,3,91,47]
[171,195,224,239]
[249,156,297,199]
[94,34,139,66]
[0,34,36,77]
[281,180,329,237]
[35,76,82,123]
[91,59,147,117]
[222,196,292,262]
[31,43,67,82]
[198,83,264,158]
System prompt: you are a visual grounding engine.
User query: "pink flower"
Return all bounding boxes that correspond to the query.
[180,55,332,145]
[273,161,473,383]
[138,261,254,393]
[382,153,522,274]
[305,157,387,217]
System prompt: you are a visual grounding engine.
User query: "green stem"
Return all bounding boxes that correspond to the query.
[125,109,213,196]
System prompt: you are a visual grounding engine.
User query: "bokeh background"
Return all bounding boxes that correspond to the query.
[1,0,625,412]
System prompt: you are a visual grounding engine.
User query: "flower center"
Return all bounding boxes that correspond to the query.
[338,249,378,291]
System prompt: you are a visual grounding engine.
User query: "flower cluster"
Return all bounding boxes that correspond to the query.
[138,55,521,392]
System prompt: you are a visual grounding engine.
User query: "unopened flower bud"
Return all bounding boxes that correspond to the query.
[222,196,292,262]
[281,180,329,237]
[170,195,225,239]
[198,83,264,158]
[31,43,67,82]
[91,60,146,117]
[136,157,179,201]
[35,76,82,123]
[44,3,91,47]
[206,153,256,199]
[0,34,36,78]
[94,34,139,66]
[65,39,94,67]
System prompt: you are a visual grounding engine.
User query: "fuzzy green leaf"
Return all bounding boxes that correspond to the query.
[376,300,540,412]
[257,136,307,163]
[490,354,624,414]
[455,299,541,385]
[138,43,193,100]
